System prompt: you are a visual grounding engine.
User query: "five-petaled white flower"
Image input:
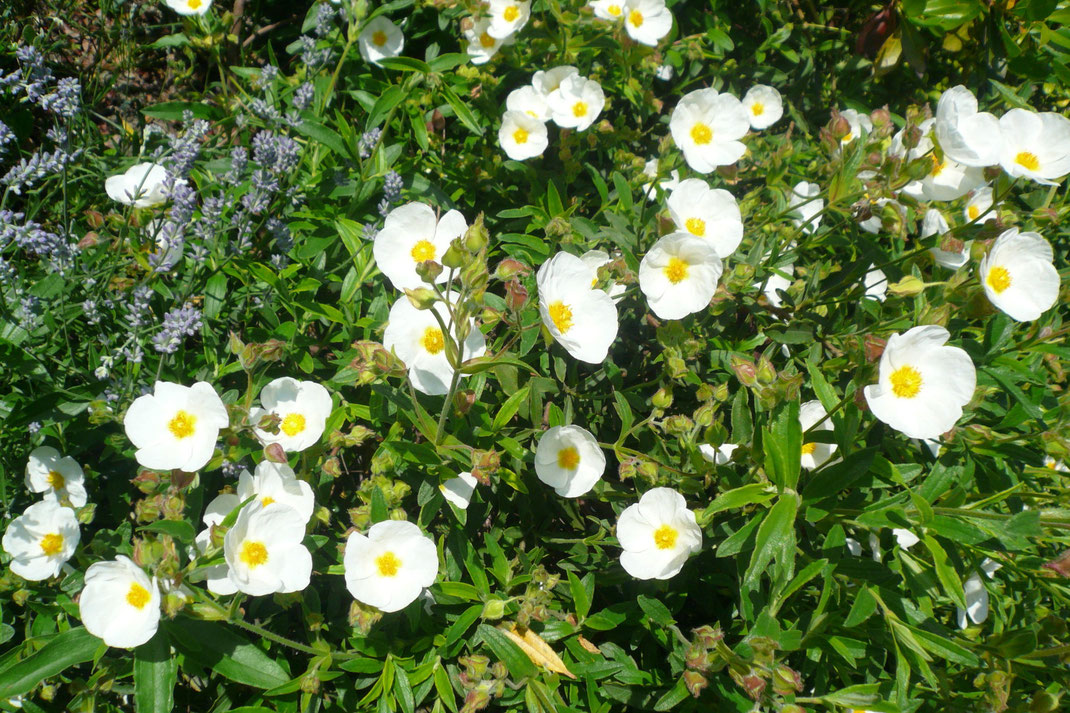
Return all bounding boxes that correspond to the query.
[105,163,171,207]
[359,16,405,65]
[487,0,530,39]
[742,85,783,130]
[537,251,619,364]
[997,108,1070,185]
[616,487,702,580]
[224,501,312,596]
[799,400,837,470]
[2,500,80,581]
[123,381,229,472]
[699,443,738,465]
[670,88,750,173]
[788,181,823,234]
[464,18,508,65]
[25,446,87,507]
[79,555,160,648]
[206,460,317,533]
[864,325,976,440]
[383,293,487,396]
[979,228,1060,322]
[921,209,970,270]
[590,0,626,20]
[838,109,872,146]
[499,110,549,160]
[506,85,551,121]
[373,202,468,291]
[666,179,743,258]
[956,558,1002,629]
[864,266,887,302]
[344,520,438,612]
[534,425,605,498]
[639,232,723,320]
[249,377,333,452]
[532,66,579,102]
[934,85,1001,168]
[548,75,604,132]
[165,0,212,15]
[641,158,680,199]
[440,472,478,509]
[621,0,673,47]
[893,119,985,202]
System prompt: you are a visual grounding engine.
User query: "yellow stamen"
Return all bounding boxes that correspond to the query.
[376,551,401,577]
[842,132,854,143]
[684,217,706,237]
[986,265,1012,294]
[261,496,275,506]
[889,365,923,399]
[930,154,946,177]
[281,413,306,437]
[47,470,66,490]
[751,102,765,116]
[126,582,151,609]
[557,446,580,469]
[663,257,689,284]
[168,410,196,439]
[801,443,817,456]
[628,9,643,26]
[548,301,573,334]
[512,128,529,144]
[410,240,436,263]
[372,30,387,46]
[607,3,621,14]
[690,123,712,145]
[572,101,588,118]
[421,327,445,355]
[39,533,64,556]
[653,524,678,550]
[479,32,496,48]
[240,541,268,568]
[503,5,519,21]
[188,0,202,8]
[967,205,980,221]
[1015,151,1040,172]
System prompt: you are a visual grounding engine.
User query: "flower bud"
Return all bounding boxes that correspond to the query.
[505,278,528,311]
[264,443,288,464]
[889,275,925,296]
[683,670,708,698]
[651,386,673,409]
[404,287,438,310]
[481,599,507,620]
[464,214,489,252]
[441,241,466,269]
[664,415,694,435]
[454,389,476,416]
[772,664,803,694]
[415,259,443,283]
[494,258,530,280]
[756,356,777,385]
[731,356,758,387]
[637,459,658,481]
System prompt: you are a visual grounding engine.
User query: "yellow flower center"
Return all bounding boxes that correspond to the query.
[548,301,573,334]
[842,131,854,143]
[261,496,275,506]
[372,30,387,46]
[479,32,496,48]
[39,533,64,556]
[513,128,529,144]
[967,205,980,221]
[1015,151,1040,172]
[986,265,1012,294]
[188,0,202,8]
[503,5,519,21]
[751,101,765,116]
[280,413,307,437]
[126,582,151,610]
[572,101,588,118]
[628,9,643,26]
[690,123,712,145]
[376,551,401,577]
[801,443,817,456]
[168,410,196,439]
[240,541,269,569]
[889,365,923,399]
[684,217,706,237]
[410,240,436,263]
[557,446,580,469]
[653,524,678,550]
[607,3,621,15]
[663,257,689,284]
[421,327,445,354]
[47,470,66,490]
[930,154,946,177]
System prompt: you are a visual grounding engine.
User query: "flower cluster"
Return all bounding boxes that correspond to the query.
[499,66,606,160]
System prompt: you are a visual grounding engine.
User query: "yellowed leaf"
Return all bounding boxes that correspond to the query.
[576,634,601,654]
[500,625,576,679]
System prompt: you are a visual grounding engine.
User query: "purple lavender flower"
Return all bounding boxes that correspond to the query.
[127,285,154,329]
[152,302,202,354]
[293,82,315,112]
[358,128,381,159]
[39,77,81,119]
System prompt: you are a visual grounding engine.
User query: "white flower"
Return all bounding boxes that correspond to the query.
[1045,456,1070,473]
[699,443,737,465]
[487,0,530,39]
[537,252,619,363]
[548,75,604,131]
[358,16,404,65]
[506,85,551,121]
[463,19,507,65]
[639,232,723,320]
[762,262,794,308]
[105,163,170,207]
[2,500,80,580]
[963,187,995,223]
[979,228,1060,322]
[956,558,1002,628]
[892,119,984,202]
[997,108,1070,184]
[373,202,468,291]
[670,88,750,173]
[440,472,478,509]
[622,0,673,46]
[344,520,438,612]
[123,381,229,472]
[742,85,783,130]
[590,0,626,20]
[248,377,332,453]
[863,325,976,440]
[79,556,160,648]
[838,109,873,146]
[579,249,626,302]
[893,529,920,548]
[654,63,674,81]
[383,293,487,396]
[534,425,605,498]
[234,460,316,523]
[799,400,837,470]
[532,66,578,102]
[934,86,1001,168]
[193,494,240,595]
[641,158,680,199]
[921,209,970,270]
[148,220,185,271]
[864,266,887,302]
[788,181,823,234]
[858,198,904,235]
[25,446,87,507]
[616,488,702,580]
[164,0,212,16]
[666,179,743,258]
[499,111,548,160]
[224,501,312,596]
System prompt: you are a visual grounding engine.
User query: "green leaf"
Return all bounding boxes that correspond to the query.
[296,119,352,158]
[921,535,967,610]
[0,627,104,699]
[138,520,196,544]
[491,384,530,432]
[204,272,227,320]
[568,571,593,620]
[477,624,537,679]
[377,56,432,73]
[435,664,458,713]
[370,485,390,523]
[440,85,484,136]
[763,400,801,491]
[701,483,776,522]
[134,631,177,713]
[142,101,222,121]
[743,495,799,598]
[443,604,483,647]
[844,586,878,627]
[636,595,674,627]
[164,618,290,690]
[652,676,690,711]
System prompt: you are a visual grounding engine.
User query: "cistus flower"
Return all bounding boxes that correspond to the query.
[440,472,478,509]
[534,425,605,498]
[670,88,750,172]
[789,181,823,234]
[979,228,1059,322]
[537,251,619,364]
[963,186,994,223]
[742,85,783,130]
[934,85,1001,168]
[506,86,551,121]
[616,487,702,580]
[79,556,160,648]
[956,558,1002,629]
[123,381,229,472]
[838,109,873,146]
[639,232,723,320]
[344,520,438,613]
[590,0,625,20]
[997,108,1070,184]
[359,16,405,65]
[621,0,673,46]
[25,446,87,507]
[165,0,212,15]
[799,400,837,470]
[499,111,549,160]
[205,460,316,531]
[892,119,985,202]
[373,202,468,291]
[382,293,487,396]
[2,500,80,580]
[463,19,508,65]
[249,377,333,452]
[548,75,604,132]
[105,163,170,207]
[532,65,579,103]
[863,325,976,440]
[579,249,626,301]
[666,179,743,258]
[641,158,681,199]
[699,443,738,464]
[864,266,888,302]
[922,208,968,270]
[487,0,531,39]
[223,501,312,596]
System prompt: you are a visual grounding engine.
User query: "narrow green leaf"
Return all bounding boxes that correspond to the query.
[0,627,103,699]
[743,494,799,595]
[491,384,530,432]
[138,520,196,544]
[440,85,484,136]
[296,119,352,158]
[477,624,537,679]
[134,631,177,713]
[763,400,801,491]
[567,571,593,620]
[164,618,290,690]
[921,535,967,610]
